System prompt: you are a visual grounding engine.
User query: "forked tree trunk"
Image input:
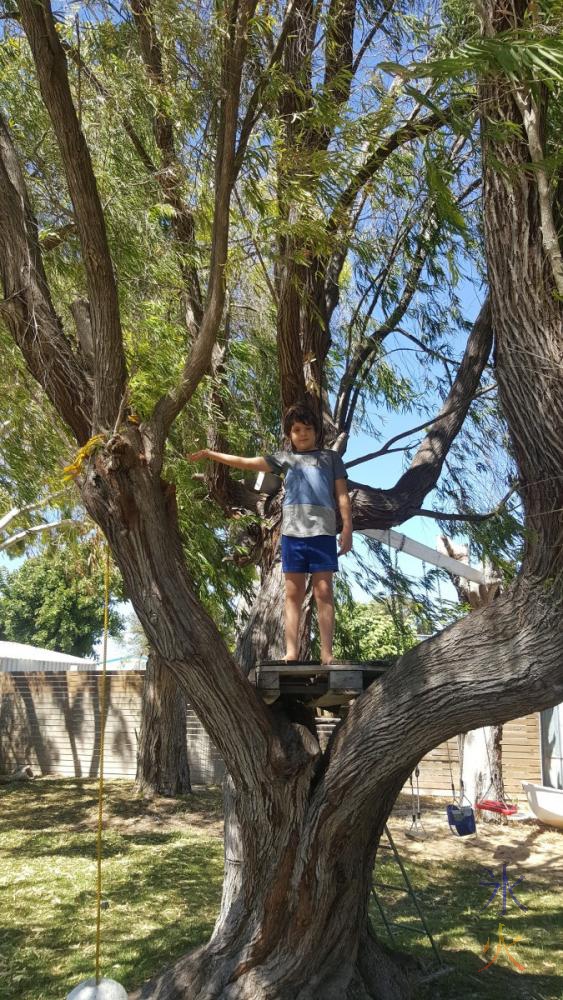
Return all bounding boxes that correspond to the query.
[78,448,421,1000]
[136,650,191,798]
[133,776,415,1000]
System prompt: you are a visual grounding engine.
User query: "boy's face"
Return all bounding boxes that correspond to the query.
[289,420,317,452]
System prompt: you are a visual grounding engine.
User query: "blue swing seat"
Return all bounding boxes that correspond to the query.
[447,802,476,836]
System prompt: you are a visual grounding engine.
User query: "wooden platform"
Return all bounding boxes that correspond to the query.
[255,660,388,708]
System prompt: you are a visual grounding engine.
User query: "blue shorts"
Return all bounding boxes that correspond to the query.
[281,534,338,574]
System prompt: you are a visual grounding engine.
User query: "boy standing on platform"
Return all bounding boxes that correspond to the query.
[188,403,353,664]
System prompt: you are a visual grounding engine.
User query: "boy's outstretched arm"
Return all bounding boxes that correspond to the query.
[187,449,271,473]
[335,477,353,556]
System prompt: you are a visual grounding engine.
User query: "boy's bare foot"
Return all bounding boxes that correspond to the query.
[283,654,299,663]
[320,654,333,665]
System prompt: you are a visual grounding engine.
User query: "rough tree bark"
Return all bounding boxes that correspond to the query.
[437,536,505,819]
[136,651,191,798]
[0,1,561,998]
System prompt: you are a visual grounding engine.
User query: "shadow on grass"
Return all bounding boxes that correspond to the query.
[1,780,224,1000]
[3,829,176,860]
[0,778,98,831]
[2,836,223,1000]
[414,944,563,1000]
[0,779,224,833]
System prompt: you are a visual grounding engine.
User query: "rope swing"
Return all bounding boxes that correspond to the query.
[475,729,518,816]
[66,544,128,1000]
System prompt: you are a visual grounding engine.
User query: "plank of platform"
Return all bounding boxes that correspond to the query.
[255,660,387,706]
[259,662,366,675]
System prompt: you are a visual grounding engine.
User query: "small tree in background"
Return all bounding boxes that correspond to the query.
[0,543,123,657]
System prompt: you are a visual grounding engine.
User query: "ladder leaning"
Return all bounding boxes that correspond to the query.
[370,825,442,967]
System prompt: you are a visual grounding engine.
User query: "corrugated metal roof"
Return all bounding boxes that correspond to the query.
[0,641,93,671]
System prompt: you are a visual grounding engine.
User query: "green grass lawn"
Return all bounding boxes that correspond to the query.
[371,809,563,1000]
[0,780,224,1000]
[1,780,562,999]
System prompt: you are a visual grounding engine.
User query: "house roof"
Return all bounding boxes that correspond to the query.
[0,641,92,671]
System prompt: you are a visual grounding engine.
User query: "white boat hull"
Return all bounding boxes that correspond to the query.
[522,782,563,830]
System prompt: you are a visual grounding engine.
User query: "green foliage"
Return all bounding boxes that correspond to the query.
[0,326,72,511]
[0,544,123,657]
[310,578,418,661]
[381,33,563,90]
[0,781,224,1000]
[333,596,418,661]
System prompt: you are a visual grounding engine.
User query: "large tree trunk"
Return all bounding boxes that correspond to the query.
[136,650,191,798]
[132,776,415,1000]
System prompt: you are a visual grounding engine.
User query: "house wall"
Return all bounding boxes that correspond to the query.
[0,670,541,797]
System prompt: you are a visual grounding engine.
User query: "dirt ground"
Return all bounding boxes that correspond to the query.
[389,794,563,887]
[36,778,561,883]
[99,785,563,882]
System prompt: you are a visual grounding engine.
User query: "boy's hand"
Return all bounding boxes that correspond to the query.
[187,449,210,462]
[338,528,353,556]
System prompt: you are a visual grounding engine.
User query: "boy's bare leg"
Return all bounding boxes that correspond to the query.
[284,572,307,660]
[312,571,335,664]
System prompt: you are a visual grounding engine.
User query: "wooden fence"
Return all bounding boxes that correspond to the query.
[0,670,224,785]
[0,670,541,796]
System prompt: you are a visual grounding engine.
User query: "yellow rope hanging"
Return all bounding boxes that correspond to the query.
[62,434,107,483]
[95,543,111,985]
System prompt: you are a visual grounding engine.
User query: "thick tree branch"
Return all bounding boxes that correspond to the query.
[18,0,127,430]
[513,84,563,296]
[323,0,356,109]
[148,0,259,463]
[344,298,493,529]
[315,580,563,821]
[0,115,92,443]
[327,109,455,237]
[345,382,496,470]
[65,29,204,336]
[62,41,158,174]
[233,0,298,177]
[130,0,203,335]
[393,299,493,489]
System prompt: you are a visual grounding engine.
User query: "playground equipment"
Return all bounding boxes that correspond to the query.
[522,781,563,829]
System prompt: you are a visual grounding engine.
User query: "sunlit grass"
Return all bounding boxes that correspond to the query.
[0,780,224,999]
[371,818,563,1000]
[1,781,562,999]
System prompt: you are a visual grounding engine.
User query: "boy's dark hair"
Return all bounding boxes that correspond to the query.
[283,403,320,439]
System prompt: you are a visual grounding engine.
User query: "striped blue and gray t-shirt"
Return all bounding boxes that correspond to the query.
[264,449,348,537]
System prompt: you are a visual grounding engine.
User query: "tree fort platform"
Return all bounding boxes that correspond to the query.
[255,660,388,708]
